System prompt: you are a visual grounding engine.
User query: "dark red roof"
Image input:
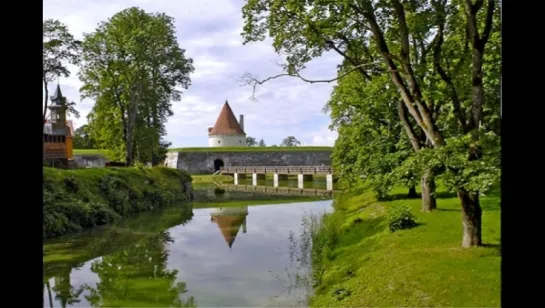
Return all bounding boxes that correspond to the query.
[209,102,245,136]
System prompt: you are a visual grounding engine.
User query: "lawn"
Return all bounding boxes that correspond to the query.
[73,149,116,160]
[309,185,501,307]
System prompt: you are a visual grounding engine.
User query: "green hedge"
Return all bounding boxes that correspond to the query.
[43,167,192,239]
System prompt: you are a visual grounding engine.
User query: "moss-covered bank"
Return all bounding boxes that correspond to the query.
[43,167,192,239]
[307,185,500,307]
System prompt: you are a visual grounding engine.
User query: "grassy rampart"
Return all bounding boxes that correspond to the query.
[306,185,500,306]
[43,167,192,239]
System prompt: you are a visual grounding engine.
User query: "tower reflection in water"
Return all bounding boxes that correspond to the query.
[210,206,249,249]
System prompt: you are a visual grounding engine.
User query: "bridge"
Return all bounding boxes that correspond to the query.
[219,165,334,191]
[220,184,338,197]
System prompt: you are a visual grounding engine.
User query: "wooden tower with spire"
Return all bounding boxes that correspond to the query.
[43,85,75,165]
[208,100,246,147]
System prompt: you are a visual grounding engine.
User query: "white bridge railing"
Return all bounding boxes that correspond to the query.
[220,166,333,175]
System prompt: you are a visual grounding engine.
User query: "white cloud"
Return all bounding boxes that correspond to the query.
[43,0,342,147]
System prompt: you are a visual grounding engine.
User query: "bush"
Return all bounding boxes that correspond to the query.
[43,167,192,239]
[387,204,418,232]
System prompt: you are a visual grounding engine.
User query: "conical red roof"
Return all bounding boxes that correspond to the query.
[209,101,245,136]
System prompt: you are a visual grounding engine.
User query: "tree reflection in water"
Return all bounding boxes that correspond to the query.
[84,230,196,307]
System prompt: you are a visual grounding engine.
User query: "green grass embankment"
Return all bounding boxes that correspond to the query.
[191,174,233,184]
[308,185,501,307]
[74,146,333,156]
[43,167,192,240]
[170,146,333,152]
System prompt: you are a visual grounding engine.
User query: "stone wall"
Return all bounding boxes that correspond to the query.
[173,150,332,174]
[73,154,106,168]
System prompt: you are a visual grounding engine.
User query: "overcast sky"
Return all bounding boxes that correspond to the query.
[43,0,341,147]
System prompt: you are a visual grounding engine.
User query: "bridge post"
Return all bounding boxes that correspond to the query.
[273,173,279,187]
[297,173,304,189]
[252,172,257,186]
[234,173,239,185]
[326,173,333,191]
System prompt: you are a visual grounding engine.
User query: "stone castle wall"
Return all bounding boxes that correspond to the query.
[167,150,332,174]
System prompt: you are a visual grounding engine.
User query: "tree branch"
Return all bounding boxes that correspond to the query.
[240,61,382,100]
[432,1,467,132]
[481,0,496,47]
[397,100,421,151]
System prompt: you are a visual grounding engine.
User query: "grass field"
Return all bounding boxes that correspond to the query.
[73,149,116,160]
[308,185,501,307]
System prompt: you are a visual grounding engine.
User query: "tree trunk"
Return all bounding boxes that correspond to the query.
[407,185,418,198]
[46,280,54,307]
[457,188,482,247]
[43,82,49,127]
[421,169,437,212]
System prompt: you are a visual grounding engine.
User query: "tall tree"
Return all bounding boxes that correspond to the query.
[327,73,418,201]
[246,136,258,146]
[241,0,500,247]
[79,7,194,165]
[281,136,301,147]
[43,19,81,127]
[258,139,266,147]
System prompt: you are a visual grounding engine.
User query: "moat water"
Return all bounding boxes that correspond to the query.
[43,188,333,307]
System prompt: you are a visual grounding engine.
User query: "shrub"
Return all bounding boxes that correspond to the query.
[387,204,418,232]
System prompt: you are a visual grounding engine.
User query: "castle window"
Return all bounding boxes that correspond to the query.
[218,140,220,144]
[239,140,241,143]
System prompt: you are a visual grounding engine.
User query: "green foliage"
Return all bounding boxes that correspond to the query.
[73,125,97,149]
[79,7,194,166]
[411,132,501,196]
[246,136,257,146]
[328,73,415,199]
[43,167,192,239]
[387,204,418,232]
[280,136,301,147]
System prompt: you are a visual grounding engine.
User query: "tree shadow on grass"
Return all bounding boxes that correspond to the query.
[481,243,501,255]
[436,208,460,212]
[388,191,458,201]
[340,217,386,248]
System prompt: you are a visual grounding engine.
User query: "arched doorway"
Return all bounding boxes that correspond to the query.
[213,159,225,172]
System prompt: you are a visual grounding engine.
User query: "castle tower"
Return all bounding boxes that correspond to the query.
[208,101,246,147]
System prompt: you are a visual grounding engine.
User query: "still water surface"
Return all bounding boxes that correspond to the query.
[43,196,332,307]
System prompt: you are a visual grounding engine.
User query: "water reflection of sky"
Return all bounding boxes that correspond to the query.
[44,200,333,307]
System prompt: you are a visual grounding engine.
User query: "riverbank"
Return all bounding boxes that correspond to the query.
[43,167,192,239]
[308,186,500,307]
[191,174,233,184]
